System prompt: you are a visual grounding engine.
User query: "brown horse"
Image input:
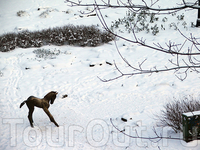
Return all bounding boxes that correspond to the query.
[20,91,59,127]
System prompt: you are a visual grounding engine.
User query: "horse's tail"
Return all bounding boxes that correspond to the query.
[20,100,27,108]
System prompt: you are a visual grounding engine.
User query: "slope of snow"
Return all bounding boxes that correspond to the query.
[1,0,200,149]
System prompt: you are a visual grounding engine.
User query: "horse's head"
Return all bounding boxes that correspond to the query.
[44,91,58,104]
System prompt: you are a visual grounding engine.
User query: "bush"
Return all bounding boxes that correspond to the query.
[17,10,29,17]
[156,96,200,133]
[111,10,189,35]
[111,10,160,34]
[0,25,115,52]
[33,48,61,59]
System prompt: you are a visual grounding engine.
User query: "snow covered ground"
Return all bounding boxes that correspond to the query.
[1,0,200,149]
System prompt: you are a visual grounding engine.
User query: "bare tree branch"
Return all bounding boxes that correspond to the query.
[110,118,183,141]
[66,0,200,81]
[94,4,200,56]
[98,40,200,82]
[66,0,200,12]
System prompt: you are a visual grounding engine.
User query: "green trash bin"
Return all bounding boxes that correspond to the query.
[182,111,200,142]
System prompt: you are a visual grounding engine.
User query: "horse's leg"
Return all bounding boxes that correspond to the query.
[43,107,59,127]
[27,104,34,127]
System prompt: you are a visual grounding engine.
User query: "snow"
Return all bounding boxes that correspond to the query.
[1,0,200,149]
[183,111,200,117]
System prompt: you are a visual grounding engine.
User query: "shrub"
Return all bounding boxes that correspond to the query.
[110,10,161,35]
[33,48,61,59]
[17,10,29,17]
[0,25,115,52]
[177,14,184,21]
[0,33,18,52]
[156,96,200,133]
[111,10,189,35]
[151,24,159,35]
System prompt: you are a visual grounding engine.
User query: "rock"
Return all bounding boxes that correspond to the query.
[62,94,68,99]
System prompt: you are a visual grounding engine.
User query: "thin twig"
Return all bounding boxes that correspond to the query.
[110,118,183,141]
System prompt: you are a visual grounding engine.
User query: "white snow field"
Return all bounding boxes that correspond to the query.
[1,0,200,149]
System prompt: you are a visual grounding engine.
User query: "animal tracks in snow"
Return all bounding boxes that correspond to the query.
[4,56,23,97]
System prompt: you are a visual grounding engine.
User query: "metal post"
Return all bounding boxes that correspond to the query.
[196,0,200,27]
